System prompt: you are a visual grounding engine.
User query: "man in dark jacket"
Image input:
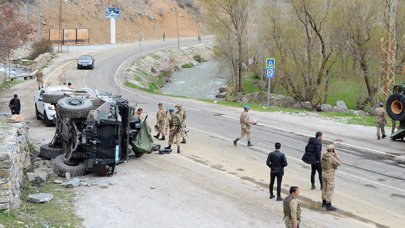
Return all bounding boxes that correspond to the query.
[306,132,323,190]
[266,142,288,201]
[9,94,21,115]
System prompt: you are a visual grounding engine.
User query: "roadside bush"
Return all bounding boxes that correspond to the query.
[175,0,200,13]
[30,39,52,60]
[181,63,193,68]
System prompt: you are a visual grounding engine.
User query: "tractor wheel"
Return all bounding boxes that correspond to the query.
[42,92,65,104]
[57,97,93,119]
[39,143,63,159]
[386,94,405,121]
[53,154,87,177]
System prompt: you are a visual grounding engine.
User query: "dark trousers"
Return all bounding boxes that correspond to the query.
[269,172,283,197]
[311,163,322,186]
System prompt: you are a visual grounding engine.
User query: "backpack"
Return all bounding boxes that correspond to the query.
[301,142,312,164]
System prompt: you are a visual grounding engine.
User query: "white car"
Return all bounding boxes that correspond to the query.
[34,86,71,126]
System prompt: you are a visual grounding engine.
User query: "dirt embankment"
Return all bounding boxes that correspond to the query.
[125,44,212,91]
[26,0,202,44]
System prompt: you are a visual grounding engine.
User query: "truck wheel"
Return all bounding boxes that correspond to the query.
[57,97,93,119]
[42,92,65,104]
[39,143,63,159]
[53,154,88,177]
[44,111,53,127]
[386,94,405,121]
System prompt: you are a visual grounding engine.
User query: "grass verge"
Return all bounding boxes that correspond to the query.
[0,80,23,92]
[0,177,82,227]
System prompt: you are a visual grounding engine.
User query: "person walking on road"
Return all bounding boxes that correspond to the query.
[154,103,167,141]
[9,94,21,115]
[304,132,323,190]
[233,105,255,146]
[165,108,181,153]
[283,186,301,228]
[375,102,388,140]
[266,142,288,201]
[175,104,187,144]
[321,144,341,211]
[36,69,44,90]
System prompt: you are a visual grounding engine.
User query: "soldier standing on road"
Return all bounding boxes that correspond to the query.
[321,144,341,211]
[154,103,167,141]
[165,108,181,153]
[375,102,388,140]
[283,186,301,228]
[9,94,21,115]
[175,104,187,144]
[266,142,288,201]
[233,105,255,147]
[36,69,44,90]
[305,132,323,190]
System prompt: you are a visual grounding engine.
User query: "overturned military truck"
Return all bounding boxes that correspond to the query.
[386,83,405,141]
[38,88,166,177]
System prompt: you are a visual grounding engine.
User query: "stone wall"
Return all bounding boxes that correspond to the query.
[0,117,30,211]
[33,52,52,70]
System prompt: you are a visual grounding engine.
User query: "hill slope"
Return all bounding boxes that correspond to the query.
[27,0,201,44]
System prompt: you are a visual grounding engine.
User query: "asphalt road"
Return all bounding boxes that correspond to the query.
[13,37,405,228]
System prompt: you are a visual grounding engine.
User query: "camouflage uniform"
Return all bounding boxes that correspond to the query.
[283,195,301,228]
[156,109,167,136]
[321,148,341,205]
[240,111,251,140]
[167,112,181,147]
[375,107,387,139]
[176,106,187,142]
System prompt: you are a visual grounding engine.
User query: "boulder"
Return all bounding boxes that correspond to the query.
[334,101,348,113]
[61,178,81,188]
[320,104,333,112]
[353,110,367,116]
[218,86,228,93]
[215,92,227,99]
[53,179,63,184]
[27,193,53,203]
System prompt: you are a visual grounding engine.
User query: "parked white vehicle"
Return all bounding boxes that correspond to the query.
[34,86,71,126]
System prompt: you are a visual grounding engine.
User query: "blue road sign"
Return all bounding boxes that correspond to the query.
[266,58,275,68]
[105,7,120,19]
[266,68,274,79]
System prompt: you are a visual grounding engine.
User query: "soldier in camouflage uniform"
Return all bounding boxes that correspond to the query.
[165,108,181,153]
[154,103,167,141]
[321,144,341,211]
[375,102,388,140]
[233,105,254,146]
[283,186,301,228]
[175,104,187,144]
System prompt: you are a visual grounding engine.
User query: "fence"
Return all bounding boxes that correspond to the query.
[49,28,90,44]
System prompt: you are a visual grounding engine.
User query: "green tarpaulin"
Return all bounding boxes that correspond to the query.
[130,118,154,157]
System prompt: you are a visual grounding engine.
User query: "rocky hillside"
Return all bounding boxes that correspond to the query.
[26,0,202,44]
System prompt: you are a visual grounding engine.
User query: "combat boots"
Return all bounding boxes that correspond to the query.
[165,145,171,150]
[177,146,181,153]
[154,133,160,139]
[233,138,239,146]
[322,199,327,207]
[159,135,165,141]
[326,202,337,211]
[181,139,186,144]
[247,141,254,147]
[311,184,316,190]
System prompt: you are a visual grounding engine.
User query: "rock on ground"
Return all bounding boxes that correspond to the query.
[27,193,53,203]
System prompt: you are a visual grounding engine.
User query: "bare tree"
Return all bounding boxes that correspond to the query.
[0,1,31,61]
[200,0,250,94]
[266,0,336,108]
[341,0,380,108]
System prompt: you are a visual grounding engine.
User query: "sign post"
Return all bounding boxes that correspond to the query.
[65,32,69,54]
[265,58,275,107]
[105,7,120,44]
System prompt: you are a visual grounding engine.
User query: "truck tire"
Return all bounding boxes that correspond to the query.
[53,154,88,177]
[39,143,63,159]
[386,94,405,121]
[42,92,65,104]
[57,97,93,119]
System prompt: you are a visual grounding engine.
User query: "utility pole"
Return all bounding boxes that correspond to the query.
[379,0,397,103]
[38,0,42,40]
[175,7,180,50]
[59,0,63,53]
